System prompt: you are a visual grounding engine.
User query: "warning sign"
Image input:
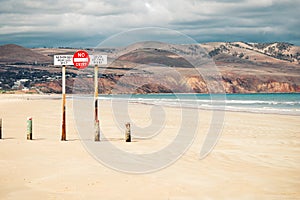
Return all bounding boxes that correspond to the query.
[53,55,73,65]
[73,50,90,69]
[90,55,107,65]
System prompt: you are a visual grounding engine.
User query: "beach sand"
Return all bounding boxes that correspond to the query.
[0,94,299,199]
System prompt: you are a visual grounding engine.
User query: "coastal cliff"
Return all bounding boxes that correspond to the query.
[0,42,299,94]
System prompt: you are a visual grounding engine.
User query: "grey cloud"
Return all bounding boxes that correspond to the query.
[0,0,299,47]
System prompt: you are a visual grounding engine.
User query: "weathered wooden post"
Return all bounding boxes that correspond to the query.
[94,120,100,141]
[125,122,131,142]
[94,64,100,141]
[0,118,2,139]
[94,64,99,122]
[61,65,66,141]
[27,117,32,140]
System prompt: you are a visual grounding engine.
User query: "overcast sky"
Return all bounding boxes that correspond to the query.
[0,0,299,47]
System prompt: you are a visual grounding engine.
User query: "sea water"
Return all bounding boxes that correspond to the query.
[98,93,300,115]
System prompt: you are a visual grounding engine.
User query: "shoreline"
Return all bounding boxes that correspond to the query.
[1,93,299,116]
[132,101,300,116]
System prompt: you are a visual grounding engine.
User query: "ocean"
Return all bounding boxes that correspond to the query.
[98,93,300,115]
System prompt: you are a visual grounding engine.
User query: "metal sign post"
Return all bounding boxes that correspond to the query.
[91,55,107,142]
[54,55,73,141]
[94,65,100,141]
[61,65,66,141]
[94,64,99,122]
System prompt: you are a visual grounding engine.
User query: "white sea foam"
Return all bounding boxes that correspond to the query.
[95,93,300,115]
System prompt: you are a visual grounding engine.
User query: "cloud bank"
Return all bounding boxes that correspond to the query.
[0,0,299,47]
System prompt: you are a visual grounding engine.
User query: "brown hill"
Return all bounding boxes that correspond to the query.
[0,42,299,94]
[0,44,51,64]
[57,41,299,94]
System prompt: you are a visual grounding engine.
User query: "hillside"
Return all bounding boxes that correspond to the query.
[201,42,300,93]
[0,44,52,64]
[202,42,300,64]
[0,42,299,94]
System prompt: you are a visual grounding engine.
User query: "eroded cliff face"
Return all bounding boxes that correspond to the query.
[257,82,298,93]
[184,76,209,93]
[219,74,300,93]
[222,78,300,93]
[181,75,300,94]
[34,74,300,94]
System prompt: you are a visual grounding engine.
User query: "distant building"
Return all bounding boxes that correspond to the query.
[12,79,30,90]
[22,87,29,92]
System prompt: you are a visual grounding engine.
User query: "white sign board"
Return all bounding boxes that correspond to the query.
[90,55,107,65]
[54,54,107,66]
[54,55,73,66]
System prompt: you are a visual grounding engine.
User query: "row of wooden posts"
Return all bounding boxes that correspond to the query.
[0,117,131,142]
[0,64,131,142]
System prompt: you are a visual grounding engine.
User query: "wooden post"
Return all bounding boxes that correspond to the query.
[94,65,100,141]
[27,117,32,140]
[94,120,100,141]
[0,118,2,139]
[61,65,66,141]
[125,122,131,142]
[94,65,99,122]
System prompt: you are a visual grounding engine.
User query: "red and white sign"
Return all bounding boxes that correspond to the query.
[73,50,90,69]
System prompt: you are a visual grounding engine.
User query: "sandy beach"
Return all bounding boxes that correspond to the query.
[0,94,299,199]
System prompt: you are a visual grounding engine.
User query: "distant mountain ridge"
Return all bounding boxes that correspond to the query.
[0,42,299,94]
[1,42,299,64]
